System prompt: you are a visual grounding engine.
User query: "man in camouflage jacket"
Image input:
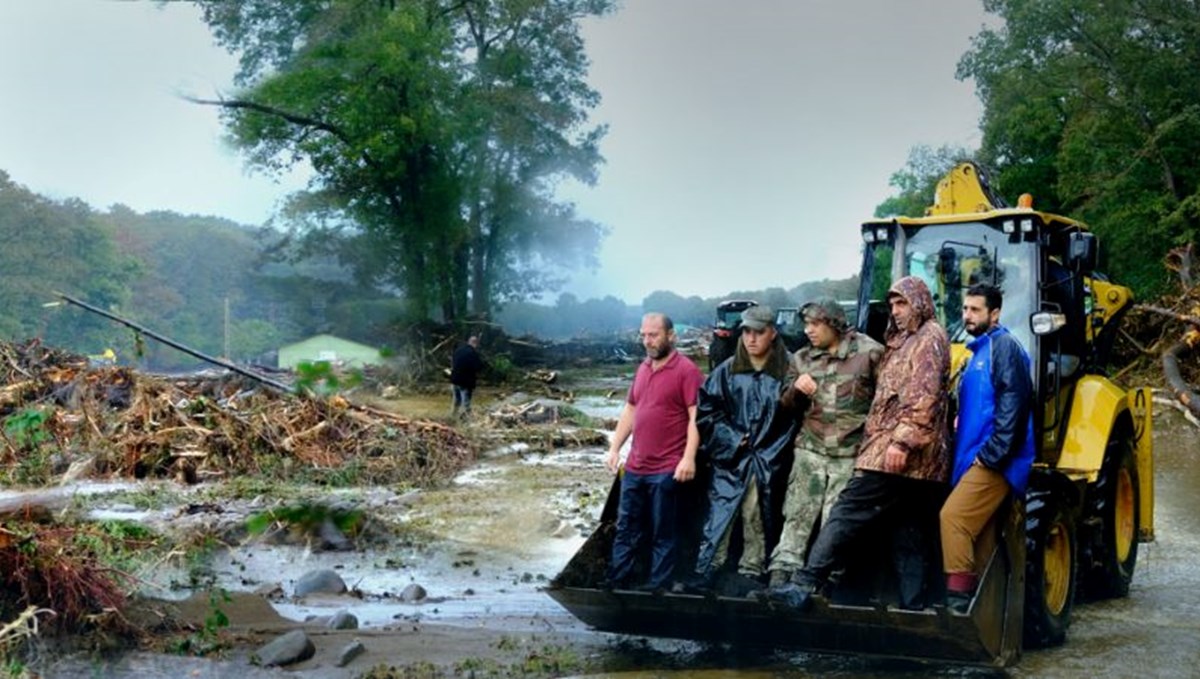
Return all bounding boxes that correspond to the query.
[770,276,951,610]
[764,298,883,588]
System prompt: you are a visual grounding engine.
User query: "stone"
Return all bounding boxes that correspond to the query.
[253,630,315,667]
[399,583,427,602]
[327,610,359,630]
[294,569,347,597]
[335,639,366,668]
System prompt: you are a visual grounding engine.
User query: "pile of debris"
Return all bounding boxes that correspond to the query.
[0,339,475,489]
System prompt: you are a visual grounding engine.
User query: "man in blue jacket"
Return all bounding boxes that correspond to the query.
[940,283,1035,614]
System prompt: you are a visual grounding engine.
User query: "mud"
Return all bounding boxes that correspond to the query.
[23,394,1200,678]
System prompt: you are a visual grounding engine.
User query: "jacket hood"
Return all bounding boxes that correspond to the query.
[886,275,937,341]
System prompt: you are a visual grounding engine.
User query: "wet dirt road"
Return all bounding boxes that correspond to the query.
[35,398,1200,678]
[561,404,1200,678]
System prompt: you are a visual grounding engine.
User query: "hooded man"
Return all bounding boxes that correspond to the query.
[685,305,798,596]
[769,276,951,611]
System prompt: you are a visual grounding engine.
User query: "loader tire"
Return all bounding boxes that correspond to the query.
[1023,489,1076,648]
[1079,436,1139,600]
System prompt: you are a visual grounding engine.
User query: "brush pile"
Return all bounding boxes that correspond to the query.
[0,339,475,488]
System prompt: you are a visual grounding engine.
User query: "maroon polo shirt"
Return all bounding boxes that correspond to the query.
[625,350,703,475]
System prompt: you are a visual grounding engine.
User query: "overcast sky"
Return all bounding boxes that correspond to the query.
[0,0,992,305]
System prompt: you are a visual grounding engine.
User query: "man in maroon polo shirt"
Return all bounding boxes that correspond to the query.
[604,312,704,591]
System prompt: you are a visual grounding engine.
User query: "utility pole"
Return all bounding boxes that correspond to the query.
[224,296,231,360]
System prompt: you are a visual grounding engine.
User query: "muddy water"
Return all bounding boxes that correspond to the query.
[568,408,1200,679]
[31,396,1200,678]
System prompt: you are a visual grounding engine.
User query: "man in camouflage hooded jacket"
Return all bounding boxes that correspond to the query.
[769,276,951,610]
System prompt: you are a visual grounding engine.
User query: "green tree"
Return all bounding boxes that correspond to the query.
[874,145,975,218]
[192,0,613,321]
[0,172,138,350]
[959,0,1200,296]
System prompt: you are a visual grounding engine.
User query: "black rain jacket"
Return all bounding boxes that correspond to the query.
[693,336,798,575]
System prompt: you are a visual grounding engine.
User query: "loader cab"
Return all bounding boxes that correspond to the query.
[856,218,1038,355]
[856,213,1106,466]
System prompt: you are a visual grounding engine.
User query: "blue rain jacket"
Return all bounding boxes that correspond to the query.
[952,325,1036,494]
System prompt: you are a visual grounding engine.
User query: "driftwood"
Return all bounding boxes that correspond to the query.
[0,489,70,520]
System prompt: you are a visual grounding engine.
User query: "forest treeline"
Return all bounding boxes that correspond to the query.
[879,1,1200,298]
[6,0,1198,367]
[0,170,851,367]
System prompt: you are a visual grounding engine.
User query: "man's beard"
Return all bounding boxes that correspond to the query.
[966,320,992,337]
[647,343,672,360]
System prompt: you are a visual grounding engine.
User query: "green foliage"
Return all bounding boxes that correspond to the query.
[485,354,518,382]
[874,145,975,218]
[246,502,363,537]
[71,520,162,576]
[0,172,138,349]
[3,408,50,450]
[958,0,1200,298]
[169,587,231,657]
[194,0,615,320]
[293,360,363,397]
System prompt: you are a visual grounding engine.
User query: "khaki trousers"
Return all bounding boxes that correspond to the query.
[714,473,766,576]
[939,463,1010,576]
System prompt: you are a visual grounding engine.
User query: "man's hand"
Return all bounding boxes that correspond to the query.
[674,456,696,482]
[793,373,817,396]
[605,447,621,474]
[883,444,908,474]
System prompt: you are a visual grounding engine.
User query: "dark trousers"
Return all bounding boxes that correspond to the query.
[608,470,679,589]
[800,470,943,608]
[451,385,473,416]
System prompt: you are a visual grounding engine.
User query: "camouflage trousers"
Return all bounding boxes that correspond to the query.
[711,473,766,576]
[768,447,856,575]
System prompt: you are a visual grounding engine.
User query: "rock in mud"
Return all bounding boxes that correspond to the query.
[252,629,315,667]
[399,583,427,602]
[336,639,366,667]
[327,610,359,629]
[294,569,347,597]
[318,518,353,551]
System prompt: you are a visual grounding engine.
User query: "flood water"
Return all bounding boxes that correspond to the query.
[31,396,1200,678]
[561,405,1200,678]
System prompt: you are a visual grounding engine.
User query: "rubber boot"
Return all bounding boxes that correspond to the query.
[945,572,978,615]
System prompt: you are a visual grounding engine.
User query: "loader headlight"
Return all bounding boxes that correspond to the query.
[1002,220,1016,234]
[862,229,876,244]
[1031,312,1067,335]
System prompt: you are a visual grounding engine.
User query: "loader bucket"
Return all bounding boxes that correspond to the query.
[547,477,1024,667]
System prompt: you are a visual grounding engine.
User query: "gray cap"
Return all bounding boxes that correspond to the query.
[802,297,848,331]
[740,305,776,330]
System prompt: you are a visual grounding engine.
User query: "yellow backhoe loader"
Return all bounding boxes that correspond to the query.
[547,162,1154,667]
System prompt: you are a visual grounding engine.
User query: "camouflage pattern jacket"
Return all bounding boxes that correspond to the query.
[780,330,883,458]
[855,276,951,483]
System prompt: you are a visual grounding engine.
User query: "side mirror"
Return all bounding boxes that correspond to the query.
[1067,232,1097,272]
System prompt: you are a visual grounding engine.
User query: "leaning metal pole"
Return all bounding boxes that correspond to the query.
[53,291,295,394]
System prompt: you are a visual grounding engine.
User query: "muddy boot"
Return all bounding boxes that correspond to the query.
[766,571,821,611]
[946,590,973,615]
[717,572,763,598]
[945,572,978,615]
[749,569,791,600]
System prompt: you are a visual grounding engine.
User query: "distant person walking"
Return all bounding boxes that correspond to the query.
[605,313,704,592]
[450,335,485,419]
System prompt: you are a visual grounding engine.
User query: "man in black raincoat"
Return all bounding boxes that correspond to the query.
[686,305,799,596]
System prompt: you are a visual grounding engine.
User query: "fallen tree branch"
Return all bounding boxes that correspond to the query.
[1152,394,1200,428]
[1135,303,1200,328]
[1161,340,1200,418]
